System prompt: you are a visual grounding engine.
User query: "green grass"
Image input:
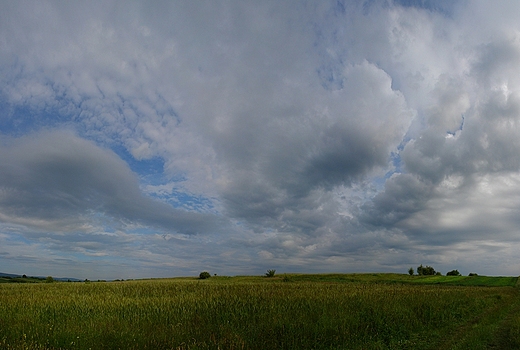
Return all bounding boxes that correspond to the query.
[0,274,518,349]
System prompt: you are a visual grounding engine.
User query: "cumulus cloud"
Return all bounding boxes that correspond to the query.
[2,1,520,278]
[364,19,520,264]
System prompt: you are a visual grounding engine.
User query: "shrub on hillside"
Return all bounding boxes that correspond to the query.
[469,272,478,276]
[265,269,276,277]
[447,270,461,276]
[199,271,211,280]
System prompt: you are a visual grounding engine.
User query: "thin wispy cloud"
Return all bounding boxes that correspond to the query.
[1,1,519,279]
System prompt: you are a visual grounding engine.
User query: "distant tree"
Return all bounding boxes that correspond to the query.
[468,273,478,276]
[199,271,211,279]
[22,274,27,278]
[447,270,461,276]
[436,272,442,276]
[45,276,54,283]
[265,269,276,277]
[408,267,414,276]
[417,264,436,276]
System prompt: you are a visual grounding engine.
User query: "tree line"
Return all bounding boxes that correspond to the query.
[409,265,478,276]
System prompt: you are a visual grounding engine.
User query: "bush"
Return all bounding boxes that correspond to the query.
[408,267,414,276]
[199,271,211,280]
[469,273,478,276]
[265,269,276,277]
[447,270,461,276]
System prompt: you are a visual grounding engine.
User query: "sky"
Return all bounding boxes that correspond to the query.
[1,0,520,280]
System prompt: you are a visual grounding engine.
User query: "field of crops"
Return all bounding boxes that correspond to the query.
[0,274,519,349]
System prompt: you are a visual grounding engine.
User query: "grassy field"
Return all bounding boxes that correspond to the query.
[0,274,519,349]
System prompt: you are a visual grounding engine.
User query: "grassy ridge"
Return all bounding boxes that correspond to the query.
[267,273,518,287]
[409,275,518,287]
[0,274,518,349]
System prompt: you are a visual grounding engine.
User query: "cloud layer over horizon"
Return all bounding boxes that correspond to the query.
[1,0,520,279]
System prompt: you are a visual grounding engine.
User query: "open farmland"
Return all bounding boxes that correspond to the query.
[0,274,519,349]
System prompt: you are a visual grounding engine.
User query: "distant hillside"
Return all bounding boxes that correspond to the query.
[0,272,21,278]
[0,272,82,282]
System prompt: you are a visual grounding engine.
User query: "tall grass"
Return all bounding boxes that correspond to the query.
[0,277,518,349]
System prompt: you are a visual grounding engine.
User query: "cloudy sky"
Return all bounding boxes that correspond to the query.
[1,0,520,280]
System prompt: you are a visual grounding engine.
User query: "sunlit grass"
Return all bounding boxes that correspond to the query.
[409,275,518,287]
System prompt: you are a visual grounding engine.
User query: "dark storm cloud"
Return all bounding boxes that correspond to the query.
[0,130,222,235]
[362,174,434,226]
[218,61,413,225]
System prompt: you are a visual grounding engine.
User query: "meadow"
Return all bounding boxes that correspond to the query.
[0,274,519,349]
